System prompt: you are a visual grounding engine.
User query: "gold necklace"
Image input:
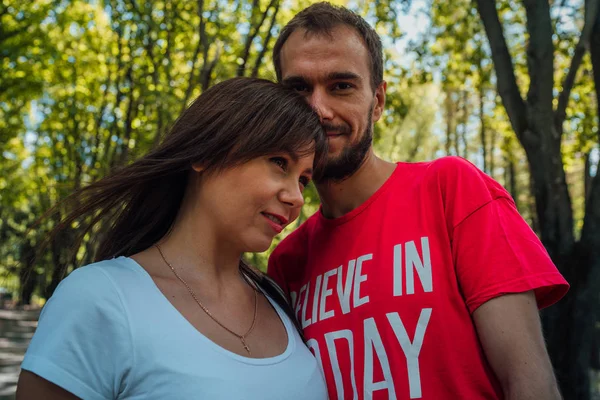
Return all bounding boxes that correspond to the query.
[155,244,258,355]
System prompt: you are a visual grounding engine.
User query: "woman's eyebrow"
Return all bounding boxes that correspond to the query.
[285,152,313,175]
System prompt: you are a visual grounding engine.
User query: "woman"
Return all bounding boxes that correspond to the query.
[16,77,328,399]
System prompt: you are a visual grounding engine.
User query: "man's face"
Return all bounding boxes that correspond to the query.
[279,25,386,182]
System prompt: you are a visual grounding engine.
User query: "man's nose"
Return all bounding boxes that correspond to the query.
[308,89,334,122]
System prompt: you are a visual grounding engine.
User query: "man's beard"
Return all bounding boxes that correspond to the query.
[316,109,373,184]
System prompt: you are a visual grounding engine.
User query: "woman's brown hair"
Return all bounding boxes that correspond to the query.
[37,77,326,332]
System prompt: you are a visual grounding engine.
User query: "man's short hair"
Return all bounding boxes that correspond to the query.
[272,2,383,91]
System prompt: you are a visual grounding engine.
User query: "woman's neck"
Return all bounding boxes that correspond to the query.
[160,218,242,283]
[151,185,244,288]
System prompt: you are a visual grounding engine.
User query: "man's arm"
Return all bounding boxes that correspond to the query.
[473,290,562,400]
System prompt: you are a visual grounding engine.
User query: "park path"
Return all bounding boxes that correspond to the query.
[0,309,39,400]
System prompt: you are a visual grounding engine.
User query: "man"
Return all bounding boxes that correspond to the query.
[267,3,569,400]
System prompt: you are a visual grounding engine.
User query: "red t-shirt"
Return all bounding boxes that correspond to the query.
[268,157,568,400]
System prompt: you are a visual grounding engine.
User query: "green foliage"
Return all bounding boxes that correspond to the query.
[412,0,597,235]
[3,0,596,300]
[1,0,417,292]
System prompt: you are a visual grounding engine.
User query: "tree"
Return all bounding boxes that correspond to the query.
[473,0,600,397]
[1,0,419,291]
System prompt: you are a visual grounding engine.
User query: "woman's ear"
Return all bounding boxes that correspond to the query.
[191,163,204,173]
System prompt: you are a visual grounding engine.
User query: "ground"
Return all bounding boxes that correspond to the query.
[0,309,39,399]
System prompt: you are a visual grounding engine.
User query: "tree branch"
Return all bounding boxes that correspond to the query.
[0,24,29,44]
[238,0,277,76]
[201,43,221,91]
[522,0,555,118]
[164,0,175,82]
[199,7,219,91]
[554,0,600,132]
[251,0,280,77]
[0,3,8,17]
[180,0,208,113]
[474,0,527,139]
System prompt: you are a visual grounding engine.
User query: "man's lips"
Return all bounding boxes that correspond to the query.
[323,124,349,137]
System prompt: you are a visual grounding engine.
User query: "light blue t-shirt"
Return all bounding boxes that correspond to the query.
[22,257,328,399]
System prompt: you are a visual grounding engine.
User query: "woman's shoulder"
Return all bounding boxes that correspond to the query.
[67,256,143,281]
[50,257,143,306]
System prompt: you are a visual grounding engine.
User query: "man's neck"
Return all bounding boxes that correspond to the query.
[316,152,397,219]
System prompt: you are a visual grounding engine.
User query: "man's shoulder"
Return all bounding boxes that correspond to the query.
[411,156,508,197]
[392,156,482,183]
[421,156,482,176]
[272,212,319,258]
[268,213,320,284]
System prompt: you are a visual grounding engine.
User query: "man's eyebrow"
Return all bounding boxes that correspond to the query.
[282,72,361,85]
[281,76,308,85]
[327,71,361,81]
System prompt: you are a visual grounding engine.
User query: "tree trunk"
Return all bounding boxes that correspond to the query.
[489,129,497,179]
[479,85,487,173]
[507,154,517,200]
[45,224,71,299]
[459,90,469,158]
[583,0,600,382]
[584,152,592,205]
[444,89,455,155]
[18,240,37,306]
[454,92,462,157]
[529,174,540,234]
[592,329,600,370]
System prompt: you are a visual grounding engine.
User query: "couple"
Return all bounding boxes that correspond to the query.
[18,3,568,399]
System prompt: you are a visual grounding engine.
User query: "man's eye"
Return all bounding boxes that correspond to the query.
[270,157,287,170]
[333,82,352,90]
[291,84,310,92]
[299,176,311,188]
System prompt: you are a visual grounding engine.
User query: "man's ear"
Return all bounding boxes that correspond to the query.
[372,80,387,123]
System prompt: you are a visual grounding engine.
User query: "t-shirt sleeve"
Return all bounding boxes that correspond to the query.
[435,157,569,313]
[21,265,132,400]
[267,227,310,298]
[267,249,287,294]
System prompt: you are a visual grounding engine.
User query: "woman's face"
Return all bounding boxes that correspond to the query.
[195,145,315,253]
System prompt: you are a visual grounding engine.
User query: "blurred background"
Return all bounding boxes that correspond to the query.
[0,0,598,398]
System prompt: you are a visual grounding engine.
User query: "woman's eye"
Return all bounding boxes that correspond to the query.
[270,157,287,170]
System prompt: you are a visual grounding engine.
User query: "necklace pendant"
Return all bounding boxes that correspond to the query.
[241,338,251,355]
[156,245,259,357]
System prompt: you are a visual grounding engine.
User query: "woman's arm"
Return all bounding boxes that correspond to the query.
[19,265,132,400]
[16,370,80,400]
